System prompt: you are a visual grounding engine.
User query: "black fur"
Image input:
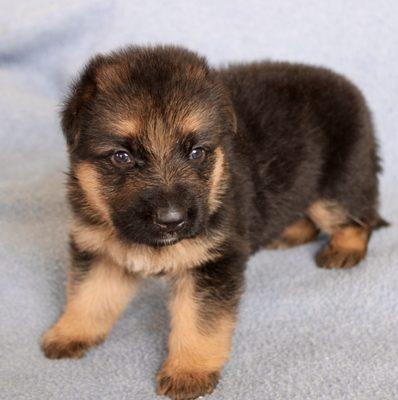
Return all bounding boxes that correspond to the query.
[218,61,382,250]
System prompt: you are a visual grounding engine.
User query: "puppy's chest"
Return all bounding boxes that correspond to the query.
[107,242,187,276]
[106,238,220,276]
[72,223,224,276]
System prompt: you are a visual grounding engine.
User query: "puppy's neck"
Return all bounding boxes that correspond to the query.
[70,218,225,277]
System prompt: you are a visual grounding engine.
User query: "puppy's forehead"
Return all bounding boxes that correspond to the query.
[94,54,220,142]
[109,104,210,139]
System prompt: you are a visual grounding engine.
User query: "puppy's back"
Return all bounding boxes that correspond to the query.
[217,61,382,242]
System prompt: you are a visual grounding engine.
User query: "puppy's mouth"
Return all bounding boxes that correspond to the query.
[113,211,204,247]
[153,236,181,247]
[150,229,201,248]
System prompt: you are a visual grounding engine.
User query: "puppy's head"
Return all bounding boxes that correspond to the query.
[63,46,236,247]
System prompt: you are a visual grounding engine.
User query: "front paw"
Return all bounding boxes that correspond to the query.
[41,328,99,359]
[156,368,219,400]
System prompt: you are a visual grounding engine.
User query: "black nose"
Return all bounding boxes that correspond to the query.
[155,206,186,232]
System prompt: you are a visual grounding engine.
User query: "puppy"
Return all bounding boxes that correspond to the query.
[42,45,386,399]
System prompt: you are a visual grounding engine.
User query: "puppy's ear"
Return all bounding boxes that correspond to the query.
[61,59,97,149]
[62,55,129,149]
[61,55,116,150]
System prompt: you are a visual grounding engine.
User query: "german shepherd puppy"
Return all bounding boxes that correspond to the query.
[42,45,386,399]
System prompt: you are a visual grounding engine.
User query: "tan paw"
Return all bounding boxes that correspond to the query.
[156,368,219,400]
[41,328,101,359]
[316,245,365,269]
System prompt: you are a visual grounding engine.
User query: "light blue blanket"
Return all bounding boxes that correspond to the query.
[1,1,397,399]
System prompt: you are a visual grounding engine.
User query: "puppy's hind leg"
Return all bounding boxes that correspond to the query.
[266,217,319,249]
[308,200,370,269]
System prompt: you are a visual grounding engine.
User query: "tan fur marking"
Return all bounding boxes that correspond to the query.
[307,200,348,234]
[42,260,138,358]
[282,217,318,242]
[75,163,111,223]
[180,106,210,134]
[146,117,172,163]
[267,217,318,249]
[110,118,141,137]
[71,219,226,277]
[331,226,369,252]
[161,272,234,375]
[208,148,227,214]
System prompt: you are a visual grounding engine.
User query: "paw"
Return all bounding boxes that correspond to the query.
[266,238,302,249]
[156,368,219,400]
[316,245,365,269]
[41,328,98,359]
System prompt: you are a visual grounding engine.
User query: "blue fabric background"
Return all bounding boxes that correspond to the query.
[1,1,397,399]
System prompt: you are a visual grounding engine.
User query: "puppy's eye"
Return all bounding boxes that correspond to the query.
[189,147,206,161]
[111,150,132,166]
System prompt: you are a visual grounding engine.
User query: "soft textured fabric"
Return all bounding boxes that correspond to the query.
[1,1,397,399]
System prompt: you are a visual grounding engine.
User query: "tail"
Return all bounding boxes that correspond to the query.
[372,215,390,230]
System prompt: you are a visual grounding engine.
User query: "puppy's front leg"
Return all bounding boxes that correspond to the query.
[41,245,139,359]
[157,256,245,400]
